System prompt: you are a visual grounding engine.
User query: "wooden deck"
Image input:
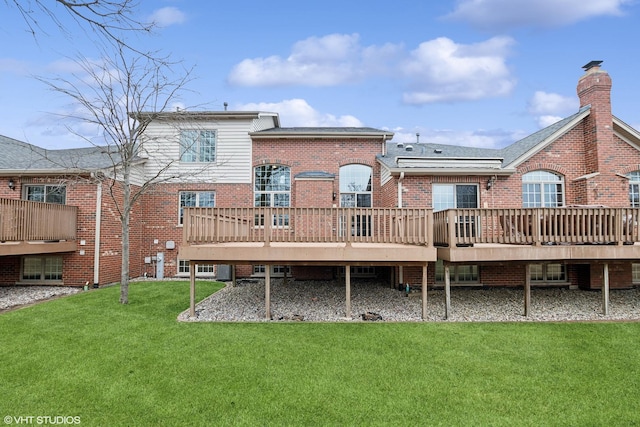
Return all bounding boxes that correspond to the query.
[0,198,77,256]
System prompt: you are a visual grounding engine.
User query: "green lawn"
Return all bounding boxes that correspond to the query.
[1,281,639,426]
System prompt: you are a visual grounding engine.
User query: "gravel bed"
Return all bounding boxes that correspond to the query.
[179,279,640,322]
[0,286,81,311]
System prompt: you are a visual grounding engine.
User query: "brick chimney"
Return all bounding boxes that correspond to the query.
[576,61,624,205]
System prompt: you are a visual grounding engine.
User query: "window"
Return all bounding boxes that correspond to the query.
[24,185,66,204]
[179,191,215,224]
[435,260,479,284]
[180,130,216,162]
[433,184,479,238]
[628,171,640,207]
[339,164,372,207]
[21,256,63,282]
[530,263,566,282]
[432,184,478,212]
[254,165,291,227]
[177,260,216,276]
[633,264,640,284]
[253,265,291,277]
[522,171,564,208]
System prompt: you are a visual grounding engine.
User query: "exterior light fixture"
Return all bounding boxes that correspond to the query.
[8,179,15,191]
[486,176,496,190]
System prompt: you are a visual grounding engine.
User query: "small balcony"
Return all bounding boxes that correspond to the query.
[434,207,640,262]
[0,198,78,256]
[180,207,436,266]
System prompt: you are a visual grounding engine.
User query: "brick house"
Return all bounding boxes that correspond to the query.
[2,61,640,318]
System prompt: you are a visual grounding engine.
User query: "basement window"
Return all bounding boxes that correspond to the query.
[435,260,479,284]
[20,256,63,283]
[530,263,566,282]
[177,260,216,277]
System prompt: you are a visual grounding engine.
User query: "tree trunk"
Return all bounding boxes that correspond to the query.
[120,174,131,304]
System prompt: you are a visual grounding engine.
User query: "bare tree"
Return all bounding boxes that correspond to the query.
[6,0,153,54]
[37,45,196,304]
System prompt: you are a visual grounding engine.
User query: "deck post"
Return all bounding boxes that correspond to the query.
[345,265,352,319]
[265,266,271,320]
[524,264,531,317]
[231,265,236,287]
[602,263,610,315]
[189,261,196,317]
[444,263,451,319]
[421,264,428,320]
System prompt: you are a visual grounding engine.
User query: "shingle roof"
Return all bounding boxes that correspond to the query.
[252,127,394,137]
[0,134,128,173]
[379,105,593,171]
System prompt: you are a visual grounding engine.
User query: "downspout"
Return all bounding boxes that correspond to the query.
[398,172,405,285]
[93,181,102,287]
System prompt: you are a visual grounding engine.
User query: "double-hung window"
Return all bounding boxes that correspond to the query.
[180,130,216,163]
[179,191,215,224]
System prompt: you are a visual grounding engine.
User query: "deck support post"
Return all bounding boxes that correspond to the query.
[231,265,236,287]
[345,265,352,319]
[524,264,531,317]
[189,261,196,317]
[444,263,451,319]
[603,263,610,315]
[265,266,271,320]
[421,264,428,320]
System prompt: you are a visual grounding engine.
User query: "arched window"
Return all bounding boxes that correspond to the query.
[522,171,564,207]
[339,164,372,207]
[627,171,640,207]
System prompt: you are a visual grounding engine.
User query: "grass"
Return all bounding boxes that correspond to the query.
[1,281,640,426]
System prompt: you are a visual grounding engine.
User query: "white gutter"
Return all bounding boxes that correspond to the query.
[93,181,102,287]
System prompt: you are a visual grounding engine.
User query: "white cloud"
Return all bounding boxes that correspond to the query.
[400,36,516,104]
[235,99,364,127]
[148,7,187,27]
[527,91,578,128]
[229,33,515,105]
[227,33,402,87]
[528,91,578,115]
[446,0,631,31]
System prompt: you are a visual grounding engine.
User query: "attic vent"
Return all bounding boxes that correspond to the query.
[396,143,404,148]
[405,145,413,152]
[434,149,442,154]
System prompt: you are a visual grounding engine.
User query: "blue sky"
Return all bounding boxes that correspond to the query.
[1,0,639,149]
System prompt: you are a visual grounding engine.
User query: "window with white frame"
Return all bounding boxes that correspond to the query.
[628,171,640,207]
[179,130,216,163]
[254,165,290,227]
[522,171,564,208]
[24,184,66,204]
[633,264,640,284]
[253,265,291,277]
[177,260,216,276]
[339,164,372,208]
[530,263,566,282]
[179,191,215,224]
[435,260,479,284]
[21,256,63,282]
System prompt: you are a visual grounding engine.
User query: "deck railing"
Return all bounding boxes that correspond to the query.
[0,198,77,242]
[433,207,640,246]
[183,207,432,246]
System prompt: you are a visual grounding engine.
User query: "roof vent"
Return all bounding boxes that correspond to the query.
[405,144,413,152]
[434,149,442,154]
[396,142,404,148]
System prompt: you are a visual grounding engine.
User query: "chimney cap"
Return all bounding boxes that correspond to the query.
[582,60,603,71]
